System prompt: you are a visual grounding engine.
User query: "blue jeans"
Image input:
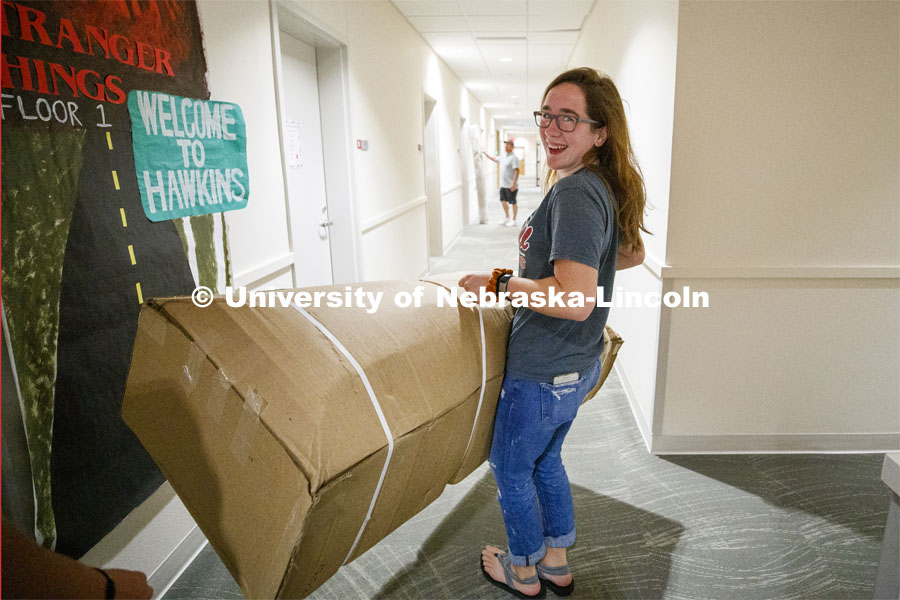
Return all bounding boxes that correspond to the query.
[489,359,602,566]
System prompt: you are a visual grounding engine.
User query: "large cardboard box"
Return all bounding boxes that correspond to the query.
[122,279,512,598]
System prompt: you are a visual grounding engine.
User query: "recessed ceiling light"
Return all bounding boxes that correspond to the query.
[500,57,513,62]
[511,95,519,99]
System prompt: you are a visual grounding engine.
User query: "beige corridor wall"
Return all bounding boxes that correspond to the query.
[658,1,899,451]
[292,0,486,278]
[568,1,679,443]
[199,0,292,287]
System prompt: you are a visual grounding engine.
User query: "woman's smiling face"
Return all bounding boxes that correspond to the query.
[540,82,607,179]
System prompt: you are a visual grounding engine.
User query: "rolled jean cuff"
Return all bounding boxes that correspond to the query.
[508,542,547,567]
[545,528,576,549]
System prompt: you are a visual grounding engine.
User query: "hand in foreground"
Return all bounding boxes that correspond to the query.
[106,568,154,599]
[458,273,491,294]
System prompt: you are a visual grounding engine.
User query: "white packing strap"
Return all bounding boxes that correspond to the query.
[290,303,393,565]
[462,305,487,458]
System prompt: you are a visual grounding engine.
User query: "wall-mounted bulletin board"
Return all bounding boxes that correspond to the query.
[1,0,230,555]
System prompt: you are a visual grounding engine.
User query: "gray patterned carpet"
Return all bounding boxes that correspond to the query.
[163,185,890,599]
[164,372,888,599]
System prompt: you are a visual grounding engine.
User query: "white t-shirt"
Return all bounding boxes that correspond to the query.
[499,152,519,188]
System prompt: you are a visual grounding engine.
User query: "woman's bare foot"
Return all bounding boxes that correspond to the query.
[481,545,542,597]
[538,547,573,588]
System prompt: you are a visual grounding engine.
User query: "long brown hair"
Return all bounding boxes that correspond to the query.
[541,68,648,251]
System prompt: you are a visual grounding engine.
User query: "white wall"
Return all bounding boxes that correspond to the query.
[333,0,482,275]
[571,0,899,453]
[668,1,898,268]
[657,0,900,452]
[203,0,491,283]
[568,0,679,443]
[199,0,292,289]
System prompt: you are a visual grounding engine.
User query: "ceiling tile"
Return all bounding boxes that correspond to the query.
[392,0,461,17]
[407,15,470,32]
[526,31,580,44]
[528,0,594,16]
[458,0,526,16]
[422,32,476,46]
[466,15,527,32]
[389,0,599,132]
[527,13,586,32]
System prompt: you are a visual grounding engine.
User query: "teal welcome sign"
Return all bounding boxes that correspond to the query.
[128,90,250,221]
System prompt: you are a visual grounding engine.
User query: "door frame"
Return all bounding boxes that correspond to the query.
[269,0,361,284]
[422,94,442,258]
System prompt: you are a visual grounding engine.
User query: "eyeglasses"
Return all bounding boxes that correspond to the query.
[533,111,600,132]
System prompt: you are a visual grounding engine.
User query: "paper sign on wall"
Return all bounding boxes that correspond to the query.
[128,90,250,221]
[285,119,302,169]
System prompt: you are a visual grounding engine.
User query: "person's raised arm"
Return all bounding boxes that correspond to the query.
[482,150,498,164]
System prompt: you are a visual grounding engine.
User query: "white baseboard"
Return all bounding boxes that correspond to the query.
[650,433,900,455]
[148,526,208,598]
[614,360,653,453]
[441,228,465,256]
[80,482,208,599]
[615,358,899,455]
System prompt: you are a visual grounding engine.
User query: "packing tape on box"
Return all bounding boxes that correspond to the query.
[461,306,487,459]
[205,369,231,424]
[289,302,394,566]
[276,497,305,572]
[186,307,225,351]
[182,343,207,393]
[229,388,268,466]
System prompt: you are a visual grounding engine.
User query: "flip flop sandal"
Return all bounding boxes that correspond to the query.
[480,550,546,599]
[536,563,575,597]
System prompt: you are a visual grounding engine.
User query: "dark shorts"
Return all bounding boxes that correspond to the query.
[500,187,518,205]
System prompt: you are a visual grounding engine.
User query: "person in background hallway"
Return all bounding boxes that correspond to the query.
[483,139,521,226]
[460,67,647,599]
[2,516,154,599]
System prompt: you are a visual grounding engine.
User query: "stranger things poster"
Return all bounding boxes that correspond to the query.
[2,0,229,555]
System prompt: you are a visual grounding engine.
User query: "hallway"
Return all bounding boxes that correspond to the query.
[427,183,543,277]
[1,1,896,599]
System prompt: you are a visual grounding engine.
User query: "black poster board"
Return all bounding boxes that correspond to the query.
[1,0,223,555]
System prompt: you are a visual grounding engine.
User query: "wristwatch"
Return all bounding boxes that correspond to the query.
[497,273,512,294]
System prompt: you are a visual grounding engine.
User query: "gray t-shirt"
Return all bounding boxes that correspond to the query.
[499,152,519,188]
[506,168,618,382]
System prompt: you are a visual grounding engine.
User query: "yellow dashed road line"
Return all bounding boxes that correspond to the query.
[108,135,139,302]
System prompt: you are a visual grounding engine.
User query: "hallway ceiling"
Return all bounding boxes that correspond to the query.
[391,0,596,135]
